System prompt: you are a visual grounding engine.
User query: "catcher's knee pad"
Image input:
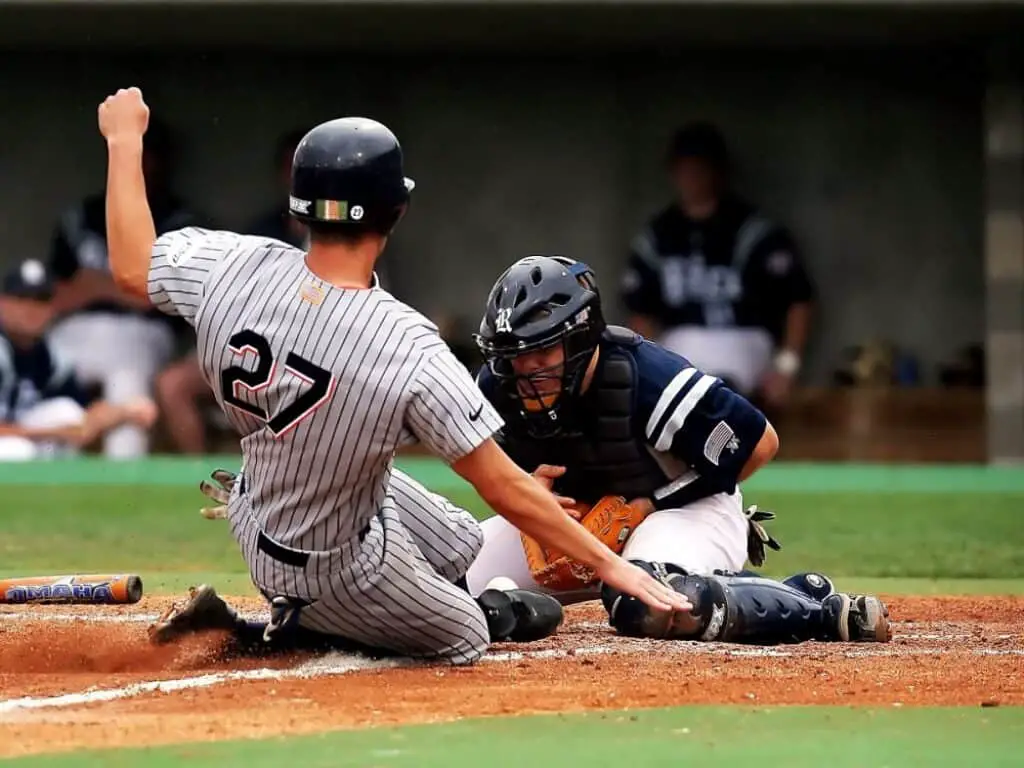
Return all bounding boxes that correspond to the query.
[601,561,725,641]
[782,572,836,602]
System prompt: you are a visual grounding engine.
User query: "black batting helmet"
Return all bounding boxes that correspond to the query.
[288,117,415,233]
[475,255,605,437]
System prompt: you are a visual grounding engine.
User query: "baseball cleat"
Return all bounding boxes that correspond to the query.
[823,593,892,643]
[148,584,243,645]
[478,587,564,643]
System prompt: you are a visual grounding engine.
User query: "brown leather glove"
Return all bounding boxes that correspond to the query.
[521,495,654,591]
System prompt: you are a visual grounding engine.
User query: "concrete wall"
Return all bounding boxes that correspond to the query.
[0,47,984,384]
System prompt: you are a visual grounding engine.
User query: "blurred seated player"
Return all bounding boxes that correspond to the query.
[47,117,198,458]
[154,129,308,454]
[0,260,158,460]
[621,122,814,411]
[246,128,310,250]
[466,255,890,645]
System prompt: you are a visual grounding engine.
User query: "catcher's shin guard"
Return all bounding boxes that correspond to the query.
[477,588,564,642]
[603,563,881,644]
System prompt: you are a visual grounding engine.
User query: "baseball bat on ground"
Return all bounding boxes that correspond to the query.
[0,574,143,605]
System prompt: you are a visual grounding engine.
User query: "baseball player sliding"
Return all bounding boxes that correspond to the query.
[97,87,688,664]
[465,255,892,644]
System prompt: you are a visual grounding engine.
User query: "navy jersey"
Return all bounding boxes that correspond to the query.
[0,331,90,423]
[50,192,199,323]
[620,196,814,342]
[478,327,767,508]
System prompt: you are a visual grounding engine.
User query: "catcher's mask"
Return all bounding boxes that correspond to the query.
[475,255,605,438]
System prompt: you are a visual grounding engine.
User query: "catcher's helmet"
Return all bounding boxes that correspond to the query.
[288,117,415,232]
[475,255,605,437]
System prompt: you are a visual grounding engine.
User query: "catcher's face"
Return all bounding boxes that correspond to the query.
[511,342,565,412]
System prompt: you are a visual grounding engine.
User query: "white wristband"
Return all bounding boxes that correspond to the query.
[774,349,801,377]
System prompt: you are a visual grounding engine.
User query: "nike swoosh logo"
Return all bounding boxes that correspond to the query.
[469,404,483,421]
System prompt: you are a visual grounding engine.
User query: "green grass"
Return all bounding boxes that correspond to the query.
[2,484,1021,590]
[11,706,1024,767]
[2,462,1022,764]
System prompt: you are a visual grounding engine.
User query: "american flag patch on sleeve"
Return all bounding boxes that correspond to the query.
[703,420,736,466]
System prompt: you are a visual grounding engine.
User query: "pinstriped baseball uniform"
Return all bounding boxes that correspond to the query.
[148,226,505,664]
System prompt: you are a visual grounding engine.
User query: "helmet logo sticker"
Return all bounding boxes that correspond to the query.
[316,200,349,221]
[350,205,364,221]
[495,308,512,334]
[289,196,311,215]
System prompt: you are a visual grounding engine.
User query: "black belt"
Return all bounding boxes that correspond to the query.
[257,531,310,567]
[256,523,371,568]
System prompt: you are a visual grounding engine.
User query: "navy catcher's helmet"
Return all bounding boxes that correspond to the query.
[288,117,415,234]
[475,255,605,437]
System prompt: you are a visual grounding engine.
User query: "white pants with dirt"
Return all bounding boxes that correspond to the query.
[228,468,491,665]
[47,312,175,459]
[465,489,750,604]
[0,398,86,461]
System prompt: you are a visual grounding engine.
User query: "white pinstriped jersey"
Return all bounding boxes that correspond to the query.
[148,227,503,551]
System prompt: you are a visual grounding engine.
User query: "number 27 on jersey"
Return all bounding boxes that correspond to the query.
[220,330,336,438]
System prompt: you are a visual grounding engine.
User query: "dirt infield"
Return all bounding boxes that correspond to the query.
[0,595,1021,758]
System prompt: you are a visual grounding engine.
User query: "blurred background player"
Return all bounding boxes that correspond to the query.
[245,128,311,250]
[0,259,158,461]
[468,254,890,645]
[621,121,816,414]
[46,116,200,459]
[153,128,307,455]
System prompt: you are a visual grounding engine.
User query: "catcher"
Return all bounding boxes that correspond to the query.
[465,255,891,644]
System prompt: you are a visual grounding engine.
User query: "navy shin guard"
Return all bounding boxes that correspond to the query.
[602,562,836,644]
[702,575,830,644]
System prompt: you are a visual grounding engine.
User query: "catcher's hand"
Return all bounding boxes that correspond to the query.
[744,504,781,567]
[522,495,655,592]
[199,469,238,520]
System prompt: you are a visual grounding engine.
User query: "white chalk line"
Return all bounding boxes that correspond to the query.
[0,654,407,715]
[1,610,1020,716]
[2,640,1022,716]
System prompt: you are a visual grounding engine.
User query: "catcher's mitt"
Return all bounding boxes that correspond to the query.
[521,495,653,592]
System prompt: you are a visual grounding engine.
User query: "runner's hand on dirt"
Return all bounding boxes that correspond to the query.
[597,558,692,613]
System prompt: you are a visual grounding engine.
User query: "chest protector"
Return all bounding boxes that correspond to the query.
[501,327,669,505]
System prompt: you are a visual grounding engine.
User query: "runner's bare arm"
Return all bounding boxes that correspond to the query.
[98,87,156,300]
